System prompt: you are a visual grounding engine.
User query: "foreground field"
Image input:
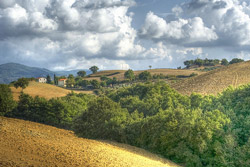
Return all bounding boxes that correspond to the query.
[0,117,179,167]
[172,61,250,95]
[10,81,93,100]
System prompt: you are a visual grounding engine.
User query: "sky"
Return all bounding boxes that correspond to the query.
[1,0,250,71]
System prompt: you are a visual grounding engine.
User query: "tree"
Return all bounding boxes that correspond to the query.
[79,80,90,87]
[73,97,129,141]
[112,77,118,85]
[46,75,52,84]
[229,58,244,64]
[89,66,99,74]
[184,60,194,68]
[100,81,107,87]
[124,69,135,81]
[138,71,151,81]
[91,79,100,89]
[66,74,75,88]
[149,65,152,69]
[14,78,29,91]
[194,58,204,67]
[77,70,86,77]
[0,84,16,116]
[100,75,109,81]
[54,74,58,85]
[221,58,229,66]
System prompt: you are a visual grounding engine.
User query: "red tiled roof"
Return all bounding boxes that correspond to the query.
[59,79,67,81]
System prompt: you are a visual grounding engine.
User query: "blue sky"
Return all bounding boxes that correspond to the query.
[130,0,187,28]
[0,0,250,70]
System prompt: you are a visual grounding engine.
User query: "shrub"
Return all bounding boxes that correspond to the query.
[0,84,16,116]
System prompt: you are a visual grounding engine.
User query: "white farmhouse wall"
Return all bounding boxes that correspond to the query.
[38,77,47,83]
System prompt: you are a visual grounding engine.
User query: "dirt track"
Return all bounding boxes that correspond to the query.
[0,117,178,167]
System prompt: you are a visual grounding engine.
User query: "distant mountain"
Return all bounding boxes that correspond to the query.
[0,63,90,84]
[0,63,55,84]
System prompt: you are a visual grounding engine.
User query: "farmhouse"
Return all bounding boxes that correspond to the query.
[37,77,47,83]
[58,79,67,87]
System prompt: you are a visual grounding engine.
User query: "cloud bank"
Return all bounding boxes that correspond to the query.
[1,0,250,70]
[0,0,163,70]
[140,0,250,48]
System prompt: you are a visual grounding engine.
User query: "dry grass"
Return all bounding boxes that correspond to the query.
[134,69,203,76]
[172,61,250,95]
[0,116,179,167]
[87,69,204,81]
[89,70,126,77]
[10,81,93,101]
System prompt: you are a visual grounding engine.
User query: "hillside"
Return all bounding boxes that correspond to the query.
[10,81,93,100]
[55,69,92,77]
[172,61,250,95]
[0,116,179,167]
[0,63,90,84]
[87,69,204,81]
[0,63,55,84]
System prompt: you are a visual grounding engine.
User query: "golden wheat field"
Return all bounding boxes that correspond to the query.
[0,116,179,167]
[10,81,93,101]
[172,61,250,95]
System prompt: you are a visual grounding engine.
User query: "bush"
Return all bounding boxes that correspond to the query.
[138,71,151,81]
[0,84,16,116]
[229,58,244,64]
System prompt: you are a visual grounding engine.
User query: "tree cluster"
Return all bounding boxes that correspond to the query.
[4,92,93,128]
[73,82,250,166]
[184,58,244,68]
[2,78,250,166]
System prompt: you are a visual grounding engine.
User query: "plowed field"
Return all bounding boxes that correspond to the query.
[0,117,178,167]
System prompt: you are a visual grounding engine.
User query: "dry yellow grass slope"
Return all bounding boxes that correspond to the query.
[10,81,93,100]
[88,69,204,81]
[172,61,250,95]
[0,117,179,167]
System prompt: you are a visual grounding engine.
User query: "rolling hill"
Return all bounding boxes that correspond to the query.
[172,61,250,95]
[0,63,55,84]
[0,63,90,84]
[87,69,204,81]
[55,69,92,77]
[10,81,93,100]
[0,116,179,167]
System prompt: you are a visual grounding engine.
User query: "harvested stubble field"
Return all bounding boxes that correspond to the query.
[10,81,93,101]
[0,117,178,167]
[172,61,250,95]
[88,69,204,81]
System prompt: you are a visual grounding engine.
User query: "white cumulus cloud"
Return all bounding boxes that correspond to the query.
[139,12,218,46]
[0,0,157,70]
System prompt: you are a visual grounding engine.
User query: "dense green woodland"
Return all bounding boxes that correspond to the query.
[1,82,250,166]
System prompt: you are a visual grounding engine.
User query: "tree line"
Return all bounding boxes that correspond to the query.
[1,82,250,166]
[184,58,244,68]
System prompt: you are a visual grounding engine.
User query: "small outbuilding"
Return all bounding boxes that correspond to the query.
[58,79,67,87]
[37,77,47,83]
